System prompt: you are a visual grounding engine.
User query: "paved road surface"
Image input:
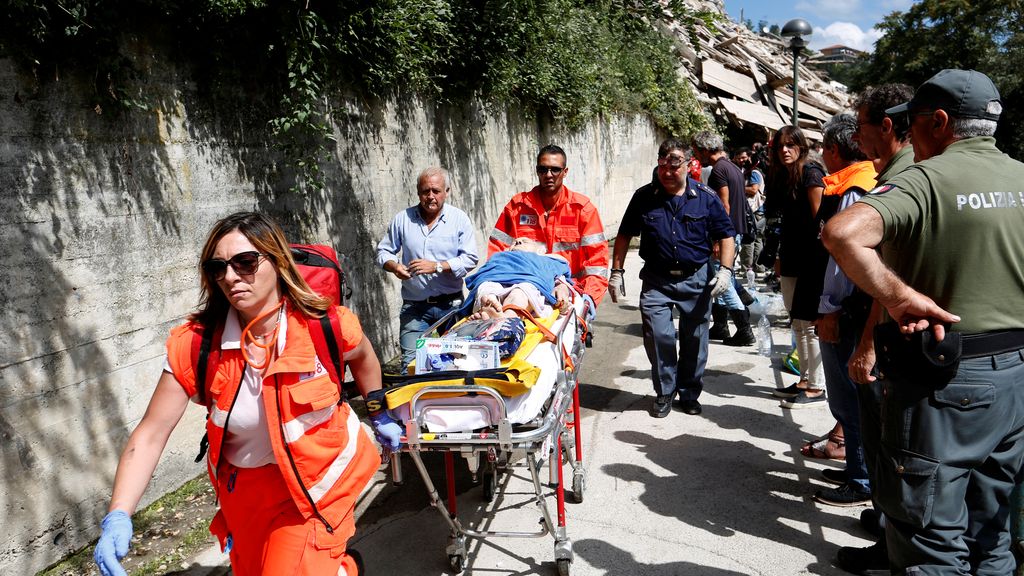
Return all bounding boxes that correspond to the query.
[181,249,872,575]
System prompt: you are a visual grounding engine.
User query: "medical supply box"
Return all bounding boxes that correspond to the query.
[414,338,501,374]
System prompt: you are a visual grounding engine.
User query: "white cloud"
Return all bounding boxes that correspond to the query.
[808,21,884,53]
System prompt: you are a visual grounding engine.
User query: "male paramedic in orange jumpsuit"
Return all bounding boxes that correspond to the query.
[488,144,609,319]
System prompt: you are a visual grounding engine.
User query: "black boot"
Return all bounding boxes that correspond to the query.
[836,540,888,575]
[709,304,730,340]
[724,308,756,346]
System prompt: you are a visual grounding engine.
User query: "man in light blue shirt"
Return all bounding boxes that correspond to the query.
[377,167,479,367]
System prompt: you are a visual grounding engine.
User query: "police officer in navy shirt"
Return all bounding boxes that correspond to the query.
[608,139,736,417]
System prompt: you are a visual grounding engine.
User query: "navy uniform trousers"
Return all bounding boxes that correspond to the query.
[878,348,1024,575]
[638,263,713,403]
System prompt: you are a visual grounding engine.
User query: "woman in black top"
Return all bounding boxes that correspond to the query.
[765,126,828,410]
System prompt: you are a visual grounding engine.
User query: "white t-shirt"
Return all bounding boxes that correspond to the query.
[165,307,286,468]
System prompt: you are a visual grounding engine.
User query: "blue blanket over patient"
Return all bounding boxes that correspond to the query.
[460,251,571,316]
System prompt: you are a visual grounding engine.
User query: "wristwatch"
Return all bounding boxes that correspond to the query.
[435,262,444,274]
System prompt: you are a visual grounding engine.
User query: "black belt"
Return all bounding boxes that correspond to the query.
[661,262,703,277]
[961,329,1024,358]
[406,292,463,305]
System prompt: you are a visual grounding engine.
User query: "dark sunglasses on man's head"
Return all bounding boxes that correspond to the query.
[536,166,564,175]
[202,251,265,280]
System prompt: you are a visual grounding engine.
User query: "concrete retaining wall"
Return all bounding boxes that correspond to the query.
[0,50,660,574]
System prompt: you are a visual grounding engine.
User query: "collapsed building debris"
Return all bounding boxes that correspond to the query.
[666,0,851,141]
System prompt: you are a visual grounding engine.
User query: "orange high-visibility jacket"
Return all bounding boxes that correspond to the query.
[166,305,380,546]
[823,160,877,197]
[488,185,609,305]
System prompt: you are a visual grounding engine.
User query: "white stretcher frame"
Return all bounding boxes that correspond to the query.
[386,293,591,576]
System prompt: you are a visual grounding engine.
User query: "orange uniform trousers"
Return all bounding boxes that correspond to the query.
[216,463,358,576]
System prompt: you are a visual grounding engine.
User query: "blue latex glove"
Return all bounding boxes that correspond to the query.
[94,510,132,576]
[369,411,402,452]
[582,294,597,322]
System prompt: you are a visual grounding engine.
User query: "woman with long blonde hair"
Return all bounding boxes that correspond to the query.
[94,212,398,575]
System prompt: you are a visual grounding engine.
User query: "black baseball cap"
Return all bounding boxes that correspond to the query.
[886,69,1002,121]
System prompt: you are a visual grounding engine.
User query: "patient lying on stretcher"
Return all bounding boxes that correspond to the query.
[392,238,583,429]
[462,238,573,320]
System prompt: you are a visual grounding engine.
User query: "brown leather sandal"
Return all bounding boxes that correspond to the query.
[800,431,846,461]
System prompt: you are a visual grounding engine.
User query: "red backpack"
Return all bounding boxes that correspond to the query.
[191,244,354,461]
[290,244,350,306]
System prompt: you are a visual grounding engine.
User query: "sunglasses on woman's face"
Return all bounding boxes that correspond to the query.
[202,251,265,281]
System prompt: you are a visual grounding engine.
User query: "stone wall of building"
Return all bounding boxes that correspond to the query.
[0,51,659,574]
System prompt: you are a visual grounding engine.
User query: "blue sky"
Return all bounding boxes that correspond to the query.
[725,0,915,52]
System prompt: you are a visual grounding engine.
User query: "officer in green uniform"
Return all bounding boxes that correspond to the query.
[835,82,917,575]
[823,69,1024,575]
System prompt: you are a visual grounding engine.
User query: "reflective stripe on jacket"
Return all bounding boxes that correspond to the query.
[166,305,380,537]
[488,185,609,304]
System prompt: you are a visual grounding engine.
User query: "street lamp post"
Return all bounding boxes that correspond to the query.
[781,19,813,127]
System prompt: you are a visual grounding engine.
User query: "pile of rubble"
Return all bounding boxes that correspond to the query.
[667,0,851,140]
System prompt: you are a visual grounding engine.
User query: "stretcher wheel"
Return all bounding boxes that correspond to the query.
[481,461,498,502]
[449,553,465,573]
[584,332,593,348]
[557,558,572,575]
[571,471,585,503]
[481,461,497,498]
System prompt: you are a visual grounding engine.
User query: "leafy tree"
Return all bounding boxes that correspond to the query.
[850,0,1024,159]
[820,57,870,88]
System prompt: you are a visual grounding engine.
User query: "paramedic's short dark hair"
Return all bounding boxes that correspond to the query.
[537,144,567,165]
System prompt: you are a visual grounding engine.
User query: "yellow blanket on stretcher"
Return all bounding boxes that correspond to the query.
[385,308,563,410]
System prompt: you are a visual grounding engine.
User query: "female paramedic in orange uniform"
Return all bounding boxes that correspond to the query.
[93,212,401,576]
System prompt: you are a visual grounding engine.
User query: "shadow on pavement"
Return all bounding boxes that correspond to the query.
[574,539,749,575]
[603,429,851,574]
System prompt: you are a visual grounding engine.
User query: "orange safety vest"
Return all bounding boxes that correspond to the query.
[165,306,380,543]
[488,185,609,305]
[823,160,877,197]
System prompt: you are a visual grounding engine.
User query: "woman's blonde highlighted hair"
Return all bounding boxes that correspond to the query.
[192,212,331,326]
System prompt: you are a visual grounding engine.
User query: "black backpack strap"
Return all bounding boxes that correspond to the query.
[194,323,217,407]
[319,312,345,401]
[191,322,221,463]
[309,307,359,401]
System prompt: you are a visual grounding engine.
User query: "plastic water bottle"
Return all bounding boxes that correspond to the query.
[746,268,756,289]
[756,314,773,356]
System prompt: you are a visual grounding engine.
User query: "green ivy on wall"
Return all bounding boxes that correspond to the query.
[2,0,714,189]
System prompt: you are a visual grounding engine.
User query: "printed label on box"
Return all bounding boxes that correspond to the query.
[414,338,501,374]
